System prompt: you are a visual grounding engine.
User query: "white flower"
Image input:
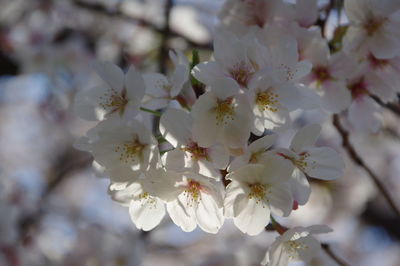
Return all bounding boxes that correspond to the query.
[345,71,383,133]
[247,73,314,134]
[268,124,345,205]
[156,170,225,234]
[190,79,253,151]
[228,134,277,172]
[362,53,400,103]
[292,0,318,28]
[108,170,166,231]
[299,29,354,113]
[224,161,294,236]
[74,62,145,121]
[261,225,332,266]
[344,0,400,59]
[142,50,190,109]
[257,26,313,85]
[160,108,229,179]
[218,0,287,35]
[78,118,159,183]
[192,28,269,90]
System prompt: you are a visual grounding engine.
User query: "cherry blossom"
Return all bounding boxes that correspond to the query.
[345,69,383,133]
[228,134,277,172]
[224,161,294,236]
[156,170,225,234]
[74,62,145,121]
[108,171,166,231]
[160,108,229,178]
[268,124,344,205]
[76,118,159,183]
[192,28,269,90]
[218,0,287,35]
[302,44,355,113]
[142,50,190,109]
[261,225,332,266]
[190,79,253,152]
[344,0,400,59]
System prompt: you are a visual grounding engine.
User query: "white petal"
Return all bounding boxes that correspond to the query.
[160,108,192,147]
[267,183,293,217]
[73,86,108,121]
[348,96,382,133]
[196,193,224,233]
[261,155,295,184]
[129,197,165,231]
[306,224,333,234]
[303,147,345,180]
[290,124,321,153]
[208,144,230,170]
[146,169,182,202]
[296,236,321,263]
[369,27,400,59]
[93,61,124,92]
[209,77,240,100]
[163,149,186,172]
[125,66,145,103]
[191,93,220,148]
[192,61,225,86]
[248,134,277,153]
[167,199,197,232]
[290,168,311,205]
[233,198,271,236]
[321,81,352,113]
[224,181,246,218]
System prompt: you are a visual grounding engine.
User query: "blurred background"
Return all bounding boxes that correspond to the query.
[1,0,400,265]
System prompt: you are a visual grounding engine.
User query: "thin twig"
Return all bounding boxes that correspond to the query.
[159,0,173,73]
[332,114,400,217]
[371,95,400,117]
[322,243,351,266]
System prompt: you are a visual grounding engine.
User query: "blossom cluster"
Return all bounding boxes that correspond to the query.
[74,0,400,265]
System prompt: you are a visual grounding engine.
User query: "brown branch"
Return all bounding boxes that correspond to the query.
[322,243,351,266]
[371,95,400,118]
[159,0,173,73]
[72,0,212,50]
[332,114,400,217]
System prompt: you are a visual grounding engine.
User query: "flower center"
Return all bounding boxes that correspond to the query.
[138,192,157,208]
[277,152,313,172]
[293,152,310,172]
[368,53,389,69]
[279,64,298,81]
[229,62,254,87]
[313,66,332,84]
[248,183,267,203]
[214,98,235,124]
[115,137,147,163]
[242,0,268,27]
[99,88,128,116]
[364,17,385,36]
[256,90,279,112]
[183,179,202,205]
[348,79,368,99]
[284,240,308,259]
[182,142,209,160]
[249,150,263,163]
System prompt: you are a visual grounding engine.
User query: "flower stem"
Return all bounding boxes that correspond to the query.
[140,107,162,117]
[269,215,288,235]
